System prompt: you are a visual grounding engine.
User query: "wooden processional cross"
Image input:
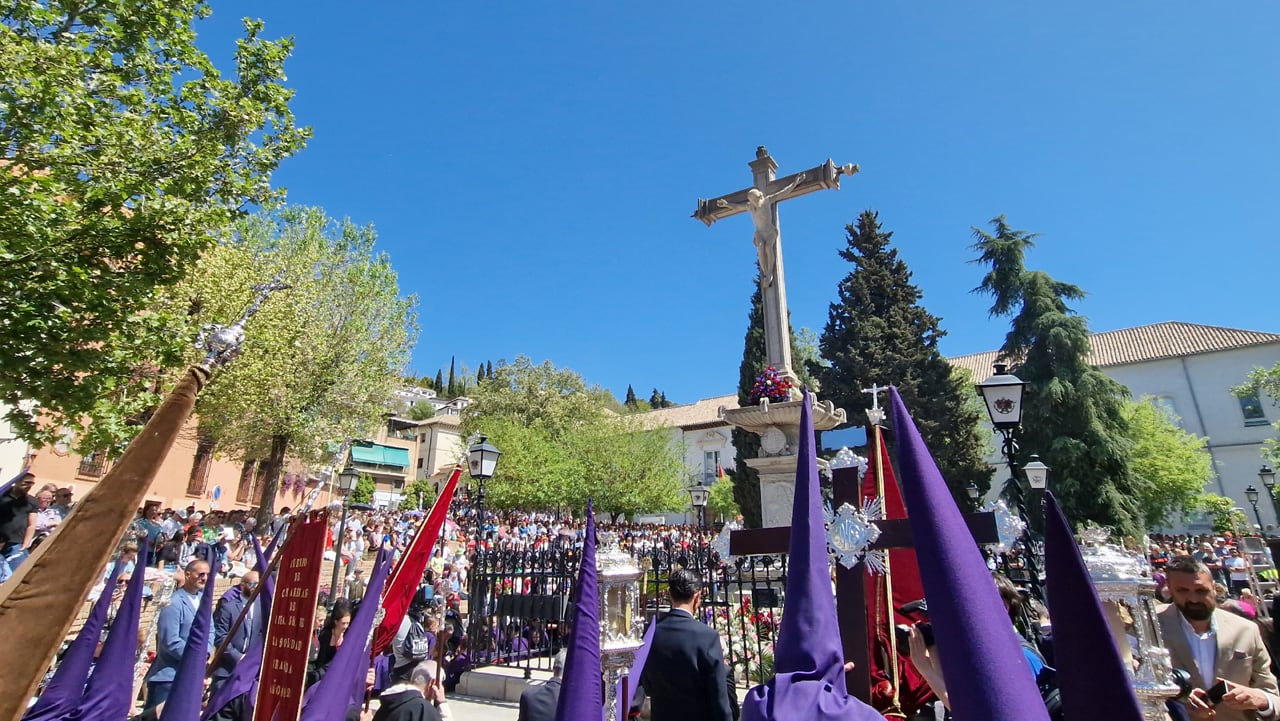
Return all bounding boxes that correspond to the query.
[728,387,1000,704]
[694,146,859,385]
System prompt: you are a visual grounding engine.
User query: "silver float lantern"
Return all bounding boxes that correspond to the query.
[1078,526,1180,721]
[596,531,645,721]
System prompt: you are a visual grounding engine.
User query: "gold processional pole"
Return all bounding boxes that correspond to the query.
[0,276,289,721]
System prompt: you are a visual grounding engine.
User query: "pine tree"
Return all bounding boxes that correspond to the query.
[649,388,663,407]
[486,360,494,379]
[818,211,993,506]
[624,384,638,410]
[447,356,457,398]
[477,365,484,384]
[434,369,444,391]
[971,215,1142,536]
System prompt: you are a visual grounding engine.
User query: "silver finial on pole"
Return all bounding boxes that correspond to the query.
[862,384,889,426]
[195,272,292,370]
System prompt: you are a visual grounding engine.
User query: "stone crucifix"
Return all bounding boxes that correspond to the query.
[694,146,859,385]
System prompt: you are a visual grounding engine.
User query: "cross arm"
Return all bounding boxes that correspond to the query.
[692,159,860,227]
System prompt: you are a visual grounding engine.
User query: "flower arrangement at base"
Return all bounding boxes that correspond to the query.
[749,366,794,405]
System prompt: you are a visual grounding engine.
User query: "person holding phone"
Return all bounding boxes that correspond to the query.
[1158,555,1279,721]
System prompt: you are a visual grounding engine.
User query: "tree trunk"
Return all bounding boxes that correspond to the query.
[254,434,290,530]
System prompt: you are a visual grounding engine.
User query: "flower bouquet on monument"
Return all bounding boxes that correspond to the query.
[749,366,794,405]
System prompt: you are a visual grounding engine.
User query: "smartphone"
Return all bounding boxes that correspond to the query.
[1206,679,1232,705]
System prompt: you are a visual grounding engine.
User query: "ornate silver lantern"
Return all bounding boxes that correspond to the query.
[1079,527,1180,721]
[596,531,645,721]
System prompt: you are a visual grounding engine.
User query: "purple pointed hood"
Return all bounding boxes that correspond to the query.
[66,539,149,721]
[888,386,1049,721]
[201,559,275,721]
[299,545,393,720]
[1044,492,1143,721]
[741,390,882,721]
[22,562,126,721]
[555,499,601,721]
[160,555,221,721]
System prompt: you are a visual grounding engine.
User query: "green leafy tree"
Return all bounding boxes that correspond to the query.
[349,474,377,505]
[409,403,436,421]
[0,1,309,447]
[1234,366,1280,464]
[817,211,993,504]
[708,478,740,523]
[399,477,437,510]
[1125,397,1216,529]
[179,206,417,528]
[461,356,685,521]
[971,215,1142,536]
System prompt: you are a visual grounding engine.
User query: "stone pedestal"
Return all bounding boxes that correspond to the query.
[720,396,847,528]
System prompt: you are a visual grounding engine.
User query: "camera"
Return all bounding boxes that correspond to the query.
[1170,668,1194,700]
[894,623,934,655]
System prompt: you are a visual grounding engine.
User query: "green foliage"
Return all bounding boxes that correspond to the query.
[461,357,686,520]
[447,357,457,397]
[624,385,638,410]
[648,389,675,409]
[400,477,437,510]
[1234,365,1280,464]
[0,1,309,447]
[177,206,417,525]
[730,279,766,528]
[970,215,1142,536]
[408,403,436,421]
[1197,494,1249,534]
[349,474,377,505]
[708,477,740,522]
[1125,397,1216,529]
[435,369,444,391]
[818,211,993,504]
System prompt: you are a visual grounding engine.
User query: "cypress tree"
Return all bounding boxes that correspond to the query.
[434,369,443,391]
[649,388,662,407]
[486,360,494,378]
[729,278,767,527]
[447,356,457,397]
[971,215,1142,536]
[624,384,638,410]
[818,211,993,506]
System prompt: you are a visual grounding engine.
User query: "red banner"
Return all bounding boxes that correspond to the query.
[255,510,329,721]
[371,462,462,656]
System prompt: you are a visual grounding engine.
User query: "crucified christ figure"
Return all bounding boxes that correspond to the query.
[717,173,805,288]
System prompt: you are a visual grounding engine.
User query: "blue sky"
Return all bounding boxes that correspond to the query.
[199,2,1279,403]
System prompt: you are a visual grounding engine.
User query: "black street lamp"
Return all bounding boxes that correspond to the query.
[688,484,710,532]
[327,462,360,607]
[1247,484,1265,535]
[1260,465,1277,530]
[976,363,1046,599]
[966,481,980,506]
[466,435,501,660]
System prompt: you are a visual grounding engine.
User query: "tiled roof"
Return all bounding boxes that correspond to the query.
[948,321,1280,379]
[625,394,740,431]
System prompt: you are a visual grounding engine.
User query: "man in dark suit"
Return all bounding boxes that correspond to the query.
[639,569,734,721]
[517,649,564,721]
[210,571,263,696]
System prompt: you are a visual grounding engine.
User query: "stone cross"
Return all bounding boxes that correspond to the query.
[694,146,859,386]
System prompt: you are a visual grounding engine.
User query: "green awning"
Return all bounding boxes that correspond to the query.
[351,444,410,469]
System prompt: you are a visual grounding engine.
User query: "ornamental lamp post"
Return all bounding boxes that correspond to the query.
[466,435,501,658]
[966,481,980,509]
[1246,485,1264,535]
[1259,465,1277,530]
[688,485,710,532]
[327,462,360,607]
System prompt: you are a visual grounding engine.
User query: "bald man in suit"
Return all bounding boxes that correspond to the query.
[1158,555,1279,721]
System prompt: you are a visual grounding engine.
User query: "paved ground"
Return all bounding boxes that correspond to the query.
[439,694,520,721]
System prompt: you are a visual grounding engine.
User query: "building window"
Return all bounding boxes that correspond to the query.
[703,450,721,485]
[393,479,404,490]
[417,457,424,469]
[77,451,108,478]
[1240,394,1270,427]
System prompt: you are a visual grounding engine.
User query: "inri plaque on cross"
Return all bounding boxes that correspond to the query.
[694,146,859,387]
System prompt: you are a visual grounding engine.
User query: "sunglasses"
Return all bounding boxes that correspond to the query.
[195,572,210,578]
